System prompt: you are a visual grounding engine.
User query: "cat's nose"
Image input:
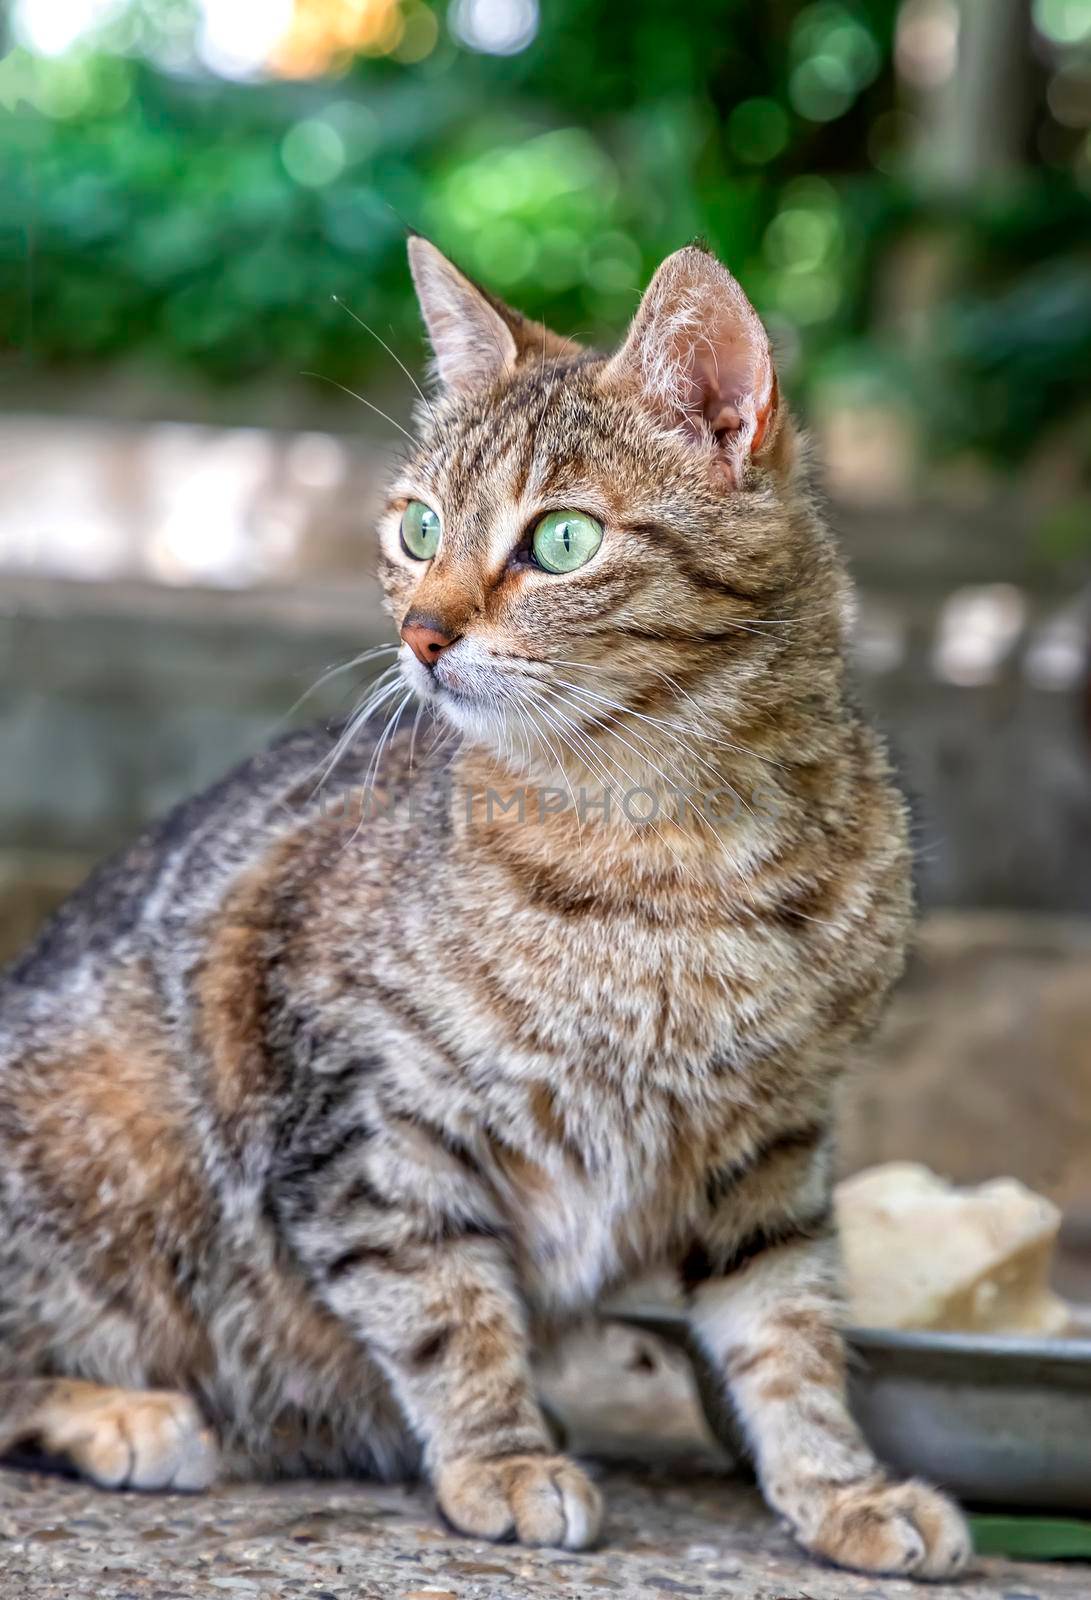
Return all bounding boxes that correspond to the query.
[400,616,458,668]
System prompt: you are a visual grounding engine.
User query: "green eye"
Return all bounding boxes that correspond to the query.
[531,510,603,574]
[401,500,441,560]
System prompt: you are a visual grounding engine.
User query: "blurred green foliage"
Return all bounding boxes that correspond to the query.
[1,0,1089,474]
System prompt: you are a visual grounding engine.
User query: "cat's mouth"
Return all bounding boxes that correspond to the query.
[423,660,476,706]
[399,645,495,721]
[398,641,540,753]
[432,678,474,706]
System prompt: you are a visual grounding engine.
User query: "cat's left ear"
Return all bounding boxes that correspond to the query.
[604,244,780,485]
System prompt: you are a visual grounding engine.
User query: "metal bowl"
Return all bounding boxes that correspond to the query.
[612,1307,1091,1511]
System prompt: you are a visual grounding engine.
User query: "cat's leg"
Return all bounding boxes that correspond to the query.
[278,1125,602,1548]
[0,1378,219,1491]
[683,1126,971,1578]
[311,1236,600,1546]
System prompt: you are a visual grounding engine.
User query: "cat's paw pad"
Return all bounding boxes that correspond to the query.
[45,1386,219,1492]
[436,1452,602,1549]
[806,1478,971,1578]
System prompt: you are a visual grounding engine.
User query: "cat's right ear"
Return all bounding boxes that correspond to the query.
[408,237,520,394]
[604,243,782,486]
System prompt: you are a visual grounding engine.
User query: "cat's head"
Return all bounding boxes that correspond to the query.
[378,237,827,779]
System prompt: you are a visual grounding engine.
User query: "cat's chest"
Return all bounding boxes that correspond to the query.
[442,809,791,1069]
[471,914,770,1074]
[481,1064,745,1312]
[450,918,774,1310]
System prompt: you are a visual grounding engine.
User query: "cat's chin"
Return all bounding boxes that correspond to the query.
[431,685,509,749]
[398,648,527,764]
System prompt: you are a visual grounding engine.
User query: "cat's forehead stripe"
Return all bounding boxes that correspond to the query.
[430,366,611,536]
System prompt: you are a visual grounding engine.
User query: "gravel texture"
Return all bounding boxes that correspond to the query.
[1,1455,1086,1600]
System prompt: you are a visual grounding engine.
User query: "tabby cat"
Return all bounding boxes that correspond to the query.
[0,239,969,1577]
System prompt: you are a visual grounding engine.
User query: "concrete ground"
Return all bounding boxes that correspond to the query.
[1,1455,1086,1600]
[0,1326,1086,1600]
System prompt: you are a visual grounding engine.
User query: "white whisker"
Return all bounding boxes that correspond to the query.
[533,694,692,878]
[641,662,787,771]
[287,644,399,721]
[331,296,439,429]
[308,667,403,794]
[550,684,754,822]
[343,689,413,852]
[407,698,427,775]
[300,372,416,443]
[553,679,767,807]
[511,689,584,854]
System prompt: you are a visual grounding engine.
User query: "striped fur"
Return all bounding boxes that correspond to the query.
[0,243,968,1573]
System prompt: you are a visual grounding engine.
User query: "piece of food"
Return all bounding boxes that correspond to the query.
[835,1162,1071,1336]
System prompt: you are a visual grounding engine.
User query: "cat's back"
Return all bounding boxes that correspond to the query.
[0,720,395,1021]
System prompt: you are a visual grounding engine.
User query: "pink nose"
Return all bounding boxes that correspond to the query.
[400,617,457,668]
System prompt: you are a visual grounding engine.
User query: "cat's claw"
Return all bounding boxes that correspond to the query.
[436,1452,602,1549]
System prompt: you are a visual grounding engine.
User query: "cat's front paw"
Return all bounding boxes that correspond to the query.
[40,1385,219,1493]
[436,1452,602,1549]
[804,1477,972,1579]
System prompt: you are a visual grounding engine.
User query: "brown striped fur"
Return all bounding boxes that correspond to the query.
[0,241,968,1575]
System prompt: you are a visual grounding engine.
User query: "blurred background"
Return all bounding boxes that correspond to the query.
[0,1,1089,1279]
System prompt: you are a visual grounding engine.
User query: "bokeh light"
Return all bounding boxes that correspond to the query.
[1047,65,1091,128]
[449,0,539,56]
[789,2,881,122]
[198,0,297,79]
[428,126,623,295]
[13,0,122,57]
[393,2,440,62]
[1033,0,1091,46]
[281,118,348,186]
[727,98,791,165]
[762,177,845,327]
[790,55,855,122]
[895,0,959,90]
[272,0,408,77]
